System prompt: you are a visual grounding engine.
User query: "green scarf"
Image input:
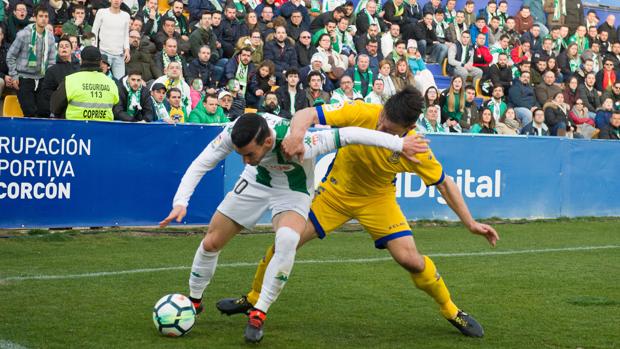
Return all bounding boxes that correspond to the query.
[151,97,168,121]
[353,66,373,96]
[27,24,50,76]
[420,116,445,133]
[125,80,142,117]
[355,0,382,14]
[394,1,404,17]
[487,98,506,121]
[162,51,182,70]
[553,0,566,21]
[143,7,161,35]
[165,10,188,35]
[445,9,456,24]
[569,58,581,72]
[391,49,402,62]
[363,9,381,33]
[235,62,249,95]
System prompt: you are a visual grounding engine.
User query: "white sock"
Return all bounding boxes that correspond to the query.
[188,241,220,300]
[254,227,300,313]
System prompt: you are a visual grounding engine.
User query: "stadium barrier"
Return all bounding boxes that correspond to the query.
[1,117,618,228]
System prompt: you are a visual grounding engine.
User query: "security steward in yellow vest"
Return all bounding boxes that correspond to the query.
[51,46,119,120]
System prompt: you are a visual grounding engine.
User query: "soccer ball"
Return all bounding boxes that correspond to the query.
[152,294,196,337]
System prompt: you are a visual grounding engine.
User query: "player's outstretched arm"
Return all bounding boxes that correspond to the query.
[436,177,500,247]
[284,107,320,161]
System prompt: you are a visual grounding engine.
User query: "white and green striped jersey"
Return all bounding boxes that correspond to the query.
[172,113,405,208]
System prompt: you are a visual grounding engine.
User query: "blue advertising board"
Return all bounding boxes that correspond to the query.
[0,118,618,228]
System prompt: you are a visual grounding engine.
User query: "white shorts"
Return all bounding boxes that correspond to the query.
[217,178,311,229]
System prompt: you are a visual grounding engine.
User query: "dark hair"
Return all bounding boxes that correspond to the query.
[58,37,72,48]
[231,113,271,148]
[465,84,476,92]
[383,85,424,127]
[532,108,544,118]
[307,70,323,84]
[285,68,299,77]
[205,93,218,101]
[316,33,331,47]
[239,46,253,55]
[479,108,497,128]
[127,70,142,77]
[201,10,212,17]
[72,4,85,12]
[34,5,48,16]
[367,38,379,45]
[162,17,176,26]
[167,87,181,97]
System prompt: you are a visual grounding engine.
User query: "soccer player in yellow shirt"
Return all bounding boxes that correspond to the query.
[217,86,499,339]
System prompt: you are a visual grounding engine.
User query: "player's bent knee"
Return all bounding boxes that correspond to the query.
[202,234,225,252]
[275,227,300,256]
[396,254,426,273]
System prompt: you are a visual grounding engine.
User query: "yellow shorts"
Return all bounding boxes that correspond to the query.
[308,184,412,249]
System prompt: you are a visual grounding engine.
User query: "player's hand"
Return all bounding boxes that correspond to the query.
[159,205,187,227]
[401,134,430,163]
[468,221,499,247]
[282,133,306,161]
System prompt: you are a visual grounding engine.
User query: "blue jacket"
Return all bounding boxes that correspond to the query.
[522,0,546,25]
[508,79,538,108]
[279,1,310,27]
[188,0,222,22]
[224,55,255,87]
[263,40,299,73]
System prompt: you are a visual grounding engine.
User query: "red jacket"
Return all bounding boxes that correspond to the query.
[510,46,532,64]
[473,45,492,68]
[569,110,595,127]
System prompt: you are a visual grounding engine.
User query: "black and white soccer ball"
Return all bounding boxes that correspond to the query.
[152,294,196,337]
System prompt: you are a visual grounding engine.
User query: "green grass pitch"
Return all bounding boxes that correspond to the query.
[0,219,619,349]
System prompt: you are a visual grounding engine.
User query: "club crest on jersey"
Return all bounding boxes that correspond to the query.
[388,151,401,163]
[324,102,344,111]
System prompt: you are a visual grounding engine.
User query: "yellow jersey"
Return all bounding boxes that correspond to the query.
[316,101,445,197]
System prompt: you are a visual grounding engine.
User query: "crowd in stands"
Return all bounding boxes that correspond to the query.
[1,0,619,139]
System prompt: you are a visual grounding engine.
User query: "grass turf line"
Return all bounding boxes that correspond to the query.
[0,220,618,349]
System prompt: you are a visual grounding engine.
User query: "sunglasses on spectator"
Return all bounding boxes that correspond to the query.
[300,35,311,39]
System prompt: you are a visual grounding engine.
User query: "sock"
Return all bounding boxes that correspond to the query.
[254,227,300,313]
[188,241,220,300]
[410,255,459,319]
[247,244,275,305]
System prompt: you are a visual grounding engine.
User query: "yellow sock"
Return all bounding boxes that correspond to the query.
[247,244,275,305]
[410,256,459,319]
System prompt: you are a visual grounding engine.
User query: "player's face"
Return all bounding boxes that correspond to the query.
[377,113,412,136]
[235,137,274,166]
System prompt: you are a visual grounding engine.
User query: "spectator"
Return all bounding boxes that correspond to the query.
[444,0,457,24]
[152,38,187,79]
[470,108,498,134]
[384,0,407,26]
[546,56,563,82]
[514,6,533,34]
[255,0,279,18]
[142,0,161,36]
[462,0,476,27]
[165,87,188,123]
[584,42,603,73]
[595,97,614,129]
[568,98,597,138]
[345,54,374,97]
[6,6,57,118]
[584,9,599,32]
[606,42,620,70]
[315,33,349,84]
[264,25,298,78]
[508,71,537,125]
[473,32,492,75]
[113,71,153,122]
[574,58,594,86]
[304,71,331,107]
[414,12,448,64]
[377,59,397,98]
[92,0,131,79]
[355,23,380,54]
[483,85,508,122]
[406,41,435,94]
[381,23,401,58]
[256,6,277,39]
[535,70,562,105]
[447,10,467,45]
[186,45,218,95]
[235,30,263,65]
[162,0,190,38]
[403,0,423,24]
[286,10,307,41]
[562,76,580,108]
[188,77,203,109]
[543,91,573,136]
[391,58,415,92]
[521,107,549,135]
[447,31,483,85]
[510,40,532,65]
[462,84,479,130]
[152,61,192,113]
[6,3,29,43]
[595,58,620,93]
[530,58,546,85]
[535,37,556,62]
[490,35,511,64]
[330,75,362,103]
[487,16,501,45]
[281,0,310,29]
[247,59,275,108]
[355,0,382,37]
[363,38,382,72]
[334,16,356,57]
[62,4,92,38]
[433,10,450,44]
[126,30,156,82]
[155,17,189,53]
[501,17,520,48]
[484,52,512,95]
[220,6,242,57]
[599,110,620,140]
[602,81,620,111]
[276,69,307,119]
[578,72,601,118]
[240,12,259,37]
[100,55,116,81]
[189,11,220,61]
[257,90,281,115]
[477,1,496,23]
[496,108,520,135]
[188,0,220,23]
[416,105,446,133]
[150,82,170,122]
[310,6,344,33]
[496,1,509,29]
[469,16,489,47]
[364,78,386,105]
[389,40,407,65]
[568,25,589,55]
[218,88,245,121]
[51,46,119,121]
[557,43,580,82]
[224,46,254,99]
[439,75,465,124]
[188,93,229,124]
[39,37,79,118]
[421,0,442,16]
